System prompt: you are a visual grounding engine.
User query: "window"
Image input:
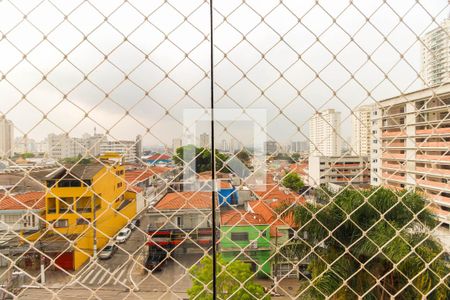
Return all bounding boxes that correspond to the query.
[76,218,91,225]
[54,219,69,228]
[231,232,249,241]
[175,216,183,227]
[3,215,18,224]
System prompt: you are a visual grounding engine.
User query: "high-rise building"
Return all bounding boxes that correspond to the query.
[420,19,450,86]
[135,135,143,160]
[48,133,105,160]
[351,105,373,157]
[100,139,138,163]
[221,139,228,152]
[14,137,36,154]
[264,141,277,155]
[290,141,309,153]
[0,116,14,158]
[371,83,450,235]
[172,138,182,151]
[200,133,210,149]
[309,109,342,156]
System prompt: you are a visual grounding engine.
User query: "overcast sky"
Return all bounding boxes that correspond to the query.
[0,0,448,149]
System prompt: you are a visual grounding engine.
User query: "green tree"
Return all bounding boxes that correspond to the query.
[188,255,270,300]
[278,188,449,300]
[173,145,231,173]
[21,152,35,159]
[236,149,251,166]
[281,172,304,193]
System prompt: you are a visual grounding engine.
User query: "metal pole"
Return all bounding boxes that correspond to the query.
[40,241,45,285]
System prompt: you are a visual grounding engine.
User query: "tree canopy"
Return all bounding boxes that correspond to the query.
[278,187,449,300]
[173,145,231,173]
[281,172,304,193]
[188,255,270,300]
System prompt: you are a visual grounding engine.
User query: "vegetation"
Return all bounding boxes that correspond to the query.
[188,255,270,300]
[236,149,251,165]
[278,187,449,300]
[282,172,304,193]
[173,145,231,173]
[60,154,93,165]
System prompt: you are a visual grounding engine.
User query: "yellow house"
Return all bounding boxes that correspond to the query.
[40,160,137,270]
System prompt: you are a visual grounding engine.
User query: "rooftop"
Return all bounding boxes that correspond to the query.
[220,209,267,226]
[0,191,46,210]
[45,164,104,180]
[154,192,212,210]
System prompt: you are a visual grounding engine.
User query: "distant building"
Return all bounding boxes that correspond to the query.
[172,138,182,151]
[200,133,210,148]
[135,135,143,160]
[309,109,342,156]
[99,138,139,163]
[420,19,450,86]
[308,156,370,188]
[264,141,278,155]
[290,141,309,153]
[221,139,228,152]
[0,116,13,158]
[14,137,36,154]
[351,105,373,156]
[47,133,105,160]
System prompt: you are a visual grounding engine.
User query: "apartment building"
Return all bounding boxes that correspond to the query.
[199,133,210,149]
[0,116,13,158]
[264,140,278,155]
[371,83,450,232]
[420,19,450,86]
[308,156,370,188]
[47,133,105,160]
[99,138,140,163]
[351,105,373,156]
[309,109,342,156]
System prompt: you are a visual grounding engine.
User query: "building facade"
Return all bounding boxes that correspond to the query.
[99,139,138,163]
[351,105,373,157]
[309,109,342,156]
[371,83,450,234]
[264,141,278,155]
[308,156,370,188]
[420,19,450,87]
[0,117,14,158]
[47,133,105,160]
[41,162,137,270]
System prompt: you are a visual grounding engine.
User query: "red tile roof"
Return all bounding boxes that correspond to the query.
[154,192,212,210]
[125,167,173,184]
[220,209,267,226]
[0,192,46,210]
[147,154,171,161]
[128,186,144,193]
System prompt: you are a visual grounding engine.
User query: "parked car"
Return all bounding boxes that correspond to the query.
[128,218,141,230]
[99,243,117,260]
[145,248,167,272]
[116,228,132,243]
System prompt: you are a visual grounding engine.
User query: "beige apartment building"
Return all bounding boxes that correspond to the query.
[371,83,450,233]
[308,156,370,188]
[309,109,342,157]
[420,19,450,87]
[351,105,372,157]
[0,116,13,158]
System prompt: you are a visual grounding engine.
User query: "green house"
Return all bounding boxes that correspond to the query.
[219,209,272,278]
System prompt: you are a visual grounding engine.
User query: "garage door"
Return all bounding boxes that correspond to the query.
[55,252,74,270]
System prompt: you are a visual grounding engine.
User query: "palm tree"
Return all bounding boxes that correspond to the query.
[278,187,449,300]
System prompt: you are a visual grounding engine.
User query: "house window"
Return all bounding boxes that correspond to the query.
[175,216,183,227]
[54,219,69,228]
[3,215,18,224]
[76,218,91,225]
[231,232,249,241]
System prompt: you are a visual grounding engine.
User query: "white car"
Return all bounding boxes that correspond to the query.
[98,243,117,260]
[116,228,131,243]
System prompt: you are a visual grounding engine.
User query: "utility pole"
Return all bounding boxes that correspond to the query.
[93,196,97,258]
[39,240,45,285]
